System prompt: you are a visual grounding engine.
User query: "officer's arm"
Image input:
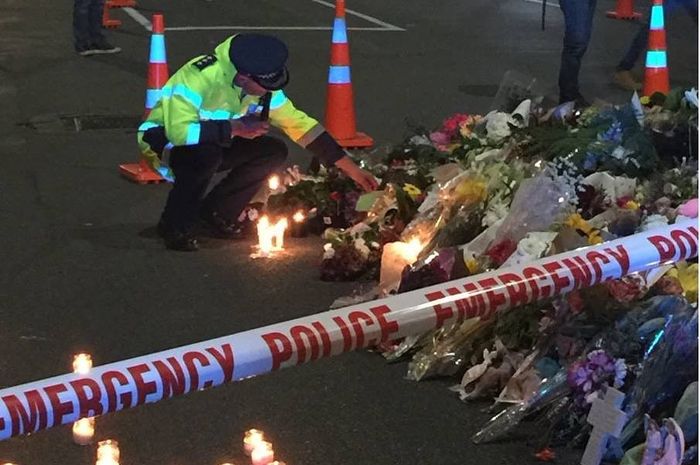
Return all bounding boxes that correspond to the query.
[161,73,231,146]
[268,91,344,166]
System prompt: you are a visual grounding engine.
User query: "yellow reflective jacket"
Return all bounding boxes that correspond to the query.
[137,36,340,175]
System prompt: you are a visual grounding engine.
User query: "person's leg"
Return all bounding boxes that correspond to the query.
[202,136,288,224]
[617,20,649,71]
[88,0,121,53]
[73,0,93,53]
[558,0,597,103]
[161,144,222,238]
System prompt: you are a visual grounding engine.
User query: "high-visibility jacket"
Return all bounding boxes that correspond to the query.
[137,36,343,175]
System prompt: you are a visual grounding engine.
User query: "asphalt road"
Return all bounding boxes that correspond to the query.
[0,0,696,464]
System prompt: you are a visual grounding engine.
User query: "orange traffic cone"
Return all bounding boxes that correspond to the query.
[606,0,642,20]
[119,13,169,184]
[102,2,122,28]
[643,0,670,96]
[107,0,136,7]
[324,0,373,148]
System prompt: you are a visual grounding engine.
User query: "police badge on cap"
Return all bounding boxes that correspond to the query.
[229,33,290,90]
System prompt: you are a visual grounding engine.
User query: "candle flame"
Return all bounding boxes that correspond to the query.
[97,439,120,465]
[293,210,305,223]
[257,217,287,254]
[73,353,93,375]
[268,175,280,191]
[406,237,423,258]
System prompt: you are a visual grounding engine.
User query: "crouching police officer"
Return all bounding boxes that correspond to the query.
[137,33,378,251]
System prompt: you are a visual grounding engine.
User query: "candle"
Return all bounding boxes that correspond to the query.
[257,216,274,255]
[290,210,308,238]
[96,439,119,465]
[273,218,288,249]
[251,442,274,465]
[379,238,423,294]
[72,353,93,374]
[268,175,280,192]
[243,429,265,456]
[72,417,95,446]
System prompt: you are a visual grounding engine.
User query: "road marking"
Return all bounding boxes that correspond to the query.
[165,26,399,32]
[523,0,560,8]
[123,7,152,31]
[310,0,405,31]
[122,2,405,33]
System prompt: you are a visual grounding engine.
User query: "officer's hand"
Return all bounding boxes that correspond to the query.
[346,166,379,192]
[231,116,270,139]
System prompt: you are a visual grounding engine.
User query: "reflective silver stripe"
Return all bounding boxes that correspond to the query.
[270,91,288,110]
[296,124,325,147]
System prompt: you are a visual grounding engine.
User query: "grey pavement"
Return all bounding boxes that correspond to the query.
[0,0,696,464]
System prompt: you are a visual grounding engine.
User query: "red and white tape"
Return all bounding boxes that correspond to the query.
[0,219,696,440]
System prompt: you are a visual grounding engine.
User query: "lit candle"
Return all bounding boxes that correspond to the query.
[269,462,287,465]
[72,353,93,374]
[257,216,274,255]
[243,429,265,456]
[72,417,95,446]
[290,210,308,238]
[379,238,424,294]
[268,175,280,192]
[251,442,274,465]
[96,439,119,465]
[273,218,288,249]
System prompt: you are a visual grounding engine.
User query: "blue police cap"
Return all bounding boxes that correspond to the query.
[229,33,289,90]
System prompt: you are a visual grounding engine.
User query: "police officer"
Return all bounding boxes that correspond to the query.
[137,33,378,251]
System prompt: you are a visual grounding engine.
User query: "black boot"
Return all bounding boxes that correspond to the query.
[163,230,199,252]
[200,209,246,239]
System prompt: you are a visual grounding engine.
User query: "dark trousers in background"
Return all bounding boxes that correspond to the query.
[617,0,698,71]
[73,0,106,49]
[161,136,288,233]
[558,0,598,103]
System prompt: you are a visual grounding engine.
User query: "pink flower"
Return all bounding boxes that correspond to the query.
[678,198,698,218]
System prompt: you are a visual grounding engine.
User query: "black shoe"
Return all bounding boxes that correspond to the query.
[91,39,122,55]
[76,43,98,57]
[200,209,246,239]
[163,231,199,252]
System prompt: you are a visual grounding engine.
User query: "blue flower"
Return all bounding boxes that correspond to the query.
[598,121,623,144]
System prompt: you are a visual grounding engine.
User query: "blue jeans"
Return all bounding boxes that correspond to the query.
[617,0,698,71]
[73,0,105,49]
[558,0,598,102]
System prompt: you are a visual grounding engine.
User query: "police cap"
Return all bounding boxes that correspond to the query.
[229,33,290,90]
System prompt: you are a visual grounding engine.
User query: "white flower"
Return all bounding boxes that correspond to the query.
[354,238,370,258]
[485,111,514,142]
[409,135,432,146]
[247,208,259,221]
[517,232,553,259]
[370,241,381,249]
[641,214,669,231]
[613,358,627,388]
[349,222,371,235]
[684,88,698,108]
[323,243,335,260]
[482,201,509,227]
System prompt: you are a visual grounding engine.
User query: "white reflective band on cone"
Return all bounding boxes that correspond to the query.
[0,219,696,440]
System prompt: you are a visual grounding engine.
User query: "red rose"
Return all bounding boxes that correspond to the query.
[330,191,342,202]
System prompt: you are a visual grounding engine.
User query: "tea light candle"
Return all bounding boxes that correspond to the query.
[96,439,119,465]
[243,429,265,456]
[72,353,93,374]
[251,441,274,465]
[290,210,308,238]
[272,218,288,249]
[268,175,280,192]
[72,417,95,445]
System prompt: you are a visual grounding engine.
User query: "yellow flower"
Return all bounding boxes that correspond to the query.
[465,258,480,274]
[588,231,604,245]
[455,180,487,204]
[564,214,593,234]
[623,200,640,210]
[402,183,422,200]
[640,96,651,105]
[668,262,698,302]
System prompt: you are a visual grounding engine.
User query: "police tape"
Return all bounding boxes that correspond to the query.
[0,219,696,440]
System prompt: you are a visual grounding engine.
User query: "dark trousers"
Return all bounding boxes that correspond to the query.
[618,0,698,71]
[73,0,105,49]
[161,136,288,233]
[558,0,597,103]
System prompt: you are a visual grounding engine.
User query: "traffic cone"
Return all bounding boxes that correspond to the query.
[606,0,642,20]
[107,0,136,7]
[642,0,670,96]
[102,2,122,29]
[324,0,373,148]
[119,13,169,184]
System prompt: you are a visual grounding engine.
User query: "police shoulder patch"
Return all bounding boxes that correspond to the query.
[193,55,217,71]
